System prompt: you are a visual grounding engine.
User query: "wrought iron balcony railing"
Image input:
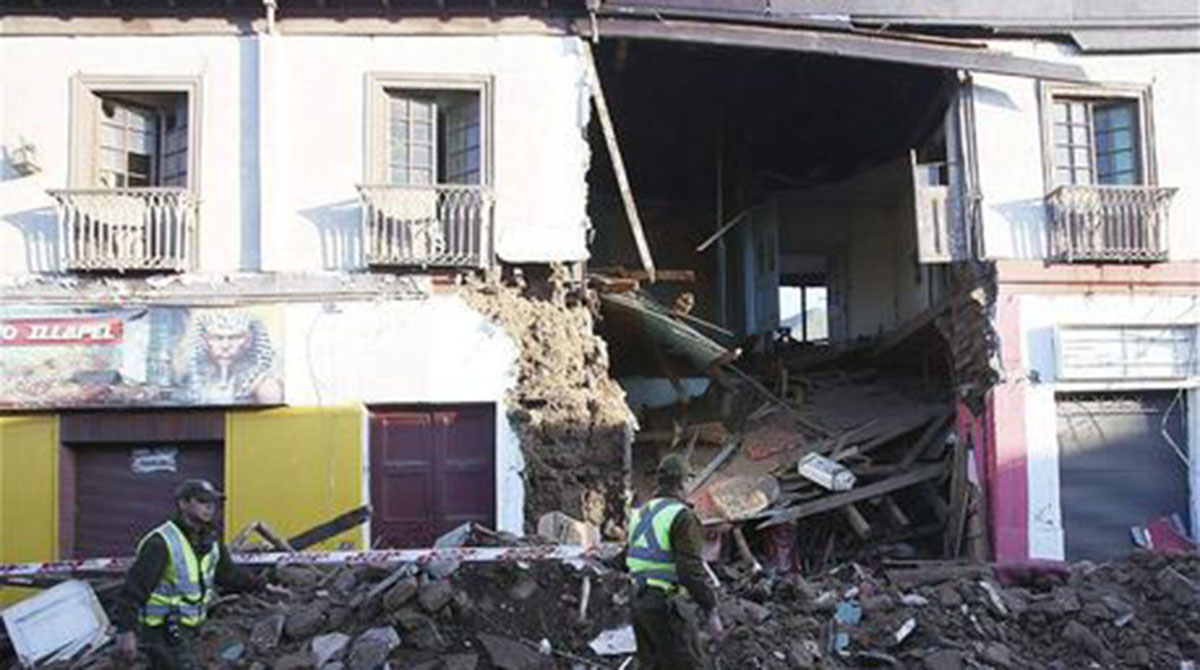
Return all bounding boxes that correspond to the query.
[357,184,494,269]
[1045,185,1177,263]
[47,187,198,272]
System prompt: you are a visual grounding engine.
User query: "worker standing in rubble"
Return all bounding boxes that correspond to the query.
[113,479,258,670]
[627,454,725,670]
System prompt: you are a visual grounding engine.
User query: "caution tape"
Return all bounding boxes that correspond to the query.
[0,543,624,578]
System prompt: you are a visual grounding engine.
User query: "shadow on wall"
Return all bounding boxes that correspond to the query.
[300,200,363,271]
[993,199,1048,259]
[4,206,60,273]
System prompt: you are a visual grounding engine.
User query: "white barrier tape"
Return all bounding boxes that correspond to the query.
[0,543,623,578]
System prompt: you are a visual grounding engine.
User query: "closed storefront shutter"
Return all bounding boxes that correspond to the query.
[1057,392,1190,561]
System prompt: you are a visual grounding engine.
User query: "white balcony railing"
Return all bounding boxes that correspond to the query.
[357,184,493,269]
[47,188,198,272]
[1046,185,1177,263]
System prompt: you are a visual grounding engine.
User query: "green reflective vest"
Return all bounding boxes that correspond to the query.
[138,520,220,628]
[626,497,686,592]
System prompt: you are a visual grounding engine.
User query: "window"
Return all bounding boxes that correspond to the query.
[1040,83,1155,190]
[69,76,201,191]
[96,94,189,188]
[365,75,490,186]
[779,283,827,343]
[385,89,481,186]
[1052,99,1140,186]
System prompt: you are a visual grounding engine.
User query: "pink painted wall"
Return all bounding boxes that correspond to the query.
[987,289,1030,562]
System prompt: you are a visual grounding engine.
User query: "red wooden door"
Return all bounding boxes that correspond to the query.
[369,405,495,548]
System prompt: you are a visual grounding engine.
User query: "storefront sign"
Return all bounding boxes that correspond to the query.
[1056,325,1197,381]
[131,447,178,474]
[0,306,284,409]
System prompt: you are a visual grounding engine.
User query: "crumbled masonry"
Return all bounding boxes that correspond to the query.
[463,271,633,540]
[12,543,1196,670]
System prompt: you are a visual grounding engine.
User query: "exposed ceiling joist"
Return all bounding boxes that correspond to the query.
[577,16,1089,81]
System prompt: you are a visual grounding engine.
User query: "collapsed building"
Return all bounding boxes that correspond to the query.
[0,2,1198,666]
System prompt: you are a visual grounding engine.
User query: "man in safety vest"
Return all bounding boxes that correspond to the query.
[113,479,258,669]
[627,454,725,670]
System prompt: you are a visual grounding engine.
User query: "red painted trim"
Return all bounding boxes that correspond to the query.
[995,260,1200,293]
[987,289,1030,563]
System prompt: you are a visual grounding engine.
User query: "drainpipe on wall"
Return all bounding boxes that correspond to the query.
[262,0,278,35]
[257,0,283,270]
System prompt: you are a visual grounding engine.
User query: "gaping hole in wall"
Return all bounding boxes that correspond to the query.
[586,40,994,568]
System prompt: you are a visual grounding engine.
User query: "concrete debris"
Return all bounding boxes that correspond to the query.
[587,626,636,656]
[477,634,554,670]
[310,632,350,667]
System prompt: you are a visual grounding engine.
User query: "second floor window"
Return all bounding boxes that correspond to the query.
[1051,97,1141,187]
[386,89,481,186]
[94,93,189,188]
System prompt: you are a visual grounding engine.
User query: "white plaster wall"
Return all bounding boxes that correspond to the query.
[1017,292,1200,557]
[280,294,525,535]
[273,35,591,271]
[0,33,591,276]
[0,36,250,273]
[774,159,930,340]
[973,45,1200,260]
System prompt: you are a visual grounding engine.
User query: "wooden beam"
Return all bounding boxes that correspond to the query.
[757,462,946,528]
[583,41,656,282]
[591,267,696,282]
[288,505,372,551]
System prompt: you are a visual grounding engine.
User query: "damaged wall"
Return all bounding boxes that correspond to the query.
[279,293,526,536]
[773,158,938,341]
[992,291,1200,561]
[463,277,635,539]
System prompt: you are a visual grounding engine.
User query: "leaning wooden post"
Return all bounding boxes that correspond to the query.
[583,41,657,283]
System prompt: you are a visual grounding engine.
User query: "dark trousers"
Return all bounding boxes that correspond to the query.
[631,587,708,670]
[138,624,200,670]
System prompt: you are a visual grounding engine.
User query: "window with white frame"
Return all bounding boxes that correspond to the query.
[1041,84,1155,190]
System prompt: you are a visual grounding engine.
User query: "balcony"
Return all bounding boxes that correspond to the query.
[357,184,493,269]
[1045,185,1177,263]
[47,188,198,273]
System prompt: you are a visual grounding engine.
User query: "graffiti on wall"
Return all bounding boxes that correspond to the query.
[0,306,283,409]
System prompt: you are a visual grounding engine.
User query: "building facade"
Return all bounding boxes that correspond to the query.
[1,1,1198,596]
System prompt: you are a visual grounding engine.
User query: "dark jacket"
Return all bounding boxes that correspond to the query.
[630,488,718,615]
[114,514,255,632]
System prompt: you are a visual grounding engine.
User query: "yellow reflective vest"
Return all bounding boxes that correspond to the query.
[138,520,220,628]
[626,497,686,592]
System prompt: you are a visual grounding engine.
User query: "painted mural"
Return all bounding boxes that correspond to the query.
[0,306,283,408]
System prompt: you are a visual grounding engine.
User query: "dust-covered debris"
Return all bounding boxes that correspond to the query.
[463,269,634,539]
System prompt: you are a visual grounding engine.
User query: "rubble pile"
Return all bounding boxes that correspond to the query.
[464,270,633,539]
[711,551,1200,670]
[6,536,1197,670]
[23,553,630,670]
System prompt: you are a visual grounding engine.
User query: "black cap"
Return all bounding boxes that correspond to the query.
[174,479,225,503]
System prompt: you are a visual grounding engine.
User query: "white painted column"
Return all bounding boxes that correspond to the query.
[1025,384,1065,560]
